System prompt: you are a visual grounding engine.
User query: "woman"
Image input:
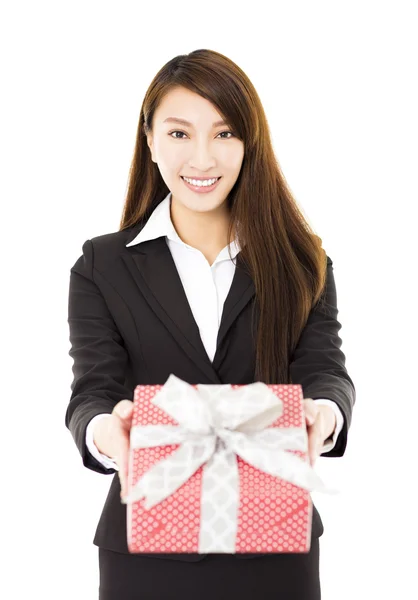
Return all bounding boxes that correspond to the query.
[65,48,355,599]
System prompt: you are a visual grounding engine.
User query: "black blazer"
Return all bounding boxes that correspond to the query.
[65,220,355,561]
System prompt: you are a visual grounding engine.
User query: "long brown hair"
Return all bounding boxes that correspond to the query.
[119,49,328,384]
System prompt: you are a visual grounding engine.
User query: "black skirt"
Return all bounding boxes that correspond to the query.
[98,538,321,600]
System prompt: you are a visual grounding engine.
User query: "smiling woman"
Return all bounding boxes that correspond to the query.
[66,47,355,600]
[121,50,336,389]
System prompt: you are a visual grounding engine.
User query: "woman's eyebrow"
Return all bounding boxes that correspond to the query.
[163,117,228,128]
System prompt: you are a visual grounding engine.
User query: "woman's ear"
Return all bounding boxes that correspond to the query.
[145,131,156,162]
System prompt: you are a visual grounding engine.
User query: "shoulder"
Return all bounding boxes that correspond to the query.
[90,226,135,253]
[91,221,146,271]
[72,221,146,274]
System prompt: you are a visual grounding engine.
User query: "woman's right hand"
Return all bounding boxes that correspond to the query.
[92,400,134,500]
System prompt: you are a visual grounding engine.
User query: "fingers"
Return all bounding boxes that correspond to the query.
[116,428,131,500]
[303,399,323,467]
[112,400,134,499]
[307,417,322,466]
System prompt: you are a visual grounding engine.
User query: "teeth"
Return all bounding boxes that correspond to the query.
[182,176,219,187]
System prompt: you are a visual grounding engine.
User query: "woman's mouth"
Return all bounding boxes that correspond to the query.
[180,176,222,193]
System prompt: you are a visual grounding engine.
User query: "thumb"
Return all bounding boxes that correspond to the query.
[303,398,318,426]
[113,399,134,420]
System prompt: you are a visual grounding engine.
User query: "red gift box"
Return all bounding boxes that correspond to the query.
[123,375,329,554]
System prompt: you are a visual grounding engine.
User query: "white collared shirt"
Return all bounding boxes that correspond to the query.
[86,192,344,470]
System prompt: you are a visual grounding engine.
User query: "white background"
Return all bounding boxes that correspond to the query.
[2,1,417,598]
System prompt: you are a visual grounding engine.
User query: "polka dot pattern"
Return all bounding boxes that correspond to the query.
[127,382,312,554]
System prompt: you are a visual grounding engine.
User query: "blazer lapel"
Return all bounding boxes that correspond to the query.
[121,233,256,381]
[212,252,256,370]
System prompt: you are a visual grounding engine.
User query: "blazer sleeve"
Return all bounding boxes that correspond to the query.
[65,239,133,475]
[289,255,356,457]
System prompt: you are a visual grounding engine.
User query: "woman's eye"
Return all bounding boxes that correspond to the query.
[168,131,235,139]
[218,131,234,139]
[169,131,187,139]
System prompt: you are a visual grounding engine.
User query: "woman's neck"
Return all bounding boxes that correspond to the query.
[170,197,234,264]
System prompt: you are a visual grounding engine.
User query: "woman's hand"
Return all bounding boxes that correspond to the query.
[93,400,134,500]
[302,399,336,466]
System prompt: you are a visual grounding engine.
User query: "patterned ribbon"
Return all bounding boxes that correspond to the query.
[121,374,337,552]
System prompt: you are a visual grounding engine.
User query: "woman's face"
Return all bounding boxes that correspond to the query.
[146,86,245,215]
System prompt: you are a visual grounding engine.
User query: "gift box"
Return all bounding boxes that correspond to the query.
[122,374,333,554]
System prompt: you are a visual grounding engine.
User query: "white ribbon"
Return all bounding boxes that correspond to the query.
[122,374,338,552]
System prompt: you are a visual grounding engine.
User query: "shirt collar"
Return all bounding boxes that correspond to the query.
[125,191,241,261]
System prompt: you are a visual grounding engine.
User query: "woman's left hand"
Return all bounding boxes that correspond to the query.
[302,399,337,467]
